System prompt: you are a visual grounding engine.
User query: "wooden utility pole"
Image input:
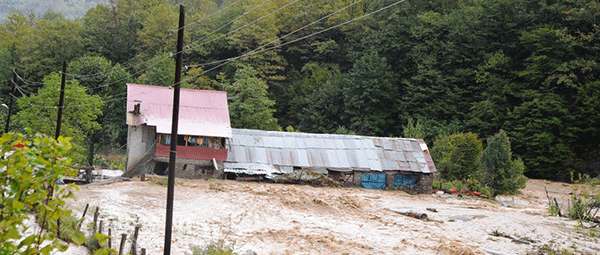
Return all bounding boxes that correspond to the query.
[55,61,67,139]
[164,5,184,255]
[4,70,16,134]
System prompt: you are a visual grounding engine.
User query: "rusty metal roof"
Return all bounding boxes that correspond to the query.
[225,129,437,175]
[126,84,232,138]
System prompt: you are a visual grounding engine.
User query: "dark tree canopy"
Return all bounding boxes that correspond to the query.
[1,0,599,179]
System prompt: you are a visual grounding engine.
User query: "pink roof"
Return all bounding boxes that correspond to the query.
[126,84,232,138]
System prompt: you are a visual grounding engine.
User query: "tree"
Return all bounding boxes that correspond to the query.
[68,56,132,164]
[137,52,176,87]
[296,63,345,133]
[431,132,483,181]
[343,50,397,136]
[16,12,84,81]
[15,73,104,162]
[480,130,527,195]
[222,67,279,130]
[136,3,179,60]
[402,117,425,139]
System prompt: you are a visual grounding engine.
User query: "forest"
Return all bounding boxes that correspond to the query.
[0,0,598,181]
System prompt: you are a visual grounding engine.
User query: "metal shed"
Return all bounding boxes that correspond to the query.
[224,129,437,193]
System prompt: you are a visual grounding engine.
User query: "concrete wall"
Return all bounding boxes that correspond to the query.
[155,157,225,179]
[126,124,156,174]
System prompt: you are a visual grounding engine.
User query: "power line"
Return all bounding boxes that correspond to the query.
[185,0,364,69]
[15,0,276,95]
[64,0,245,80]
[182,0,301,54]
[186,0,406,80]
[15,0,406,110]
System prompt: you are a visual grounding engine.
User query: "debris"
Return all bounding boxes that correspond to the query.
[387,208,428,220]
[80,176,129,187]
[272,169,339,187]
[426,208,438,213]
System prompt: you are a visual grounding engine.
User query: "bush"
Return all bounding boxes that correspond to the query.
[0,132,79,254]
[190,240,238,255]
[480,130,527,195]
[431,132,483,181]
[567,174,600,224]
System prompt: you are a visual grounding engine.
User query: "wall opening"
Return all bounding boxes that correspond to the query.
[154,161,169,175]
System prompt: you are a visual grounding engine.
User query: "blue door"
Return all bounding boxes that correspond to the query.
[361,173,387,189]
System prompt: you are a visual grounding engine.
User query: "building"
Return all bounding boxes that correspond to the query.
[124,84,232,179]
[224,129,437,194]
[124,84,437,193]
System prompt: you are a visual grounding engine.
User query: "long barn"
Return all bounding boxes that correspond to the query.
[224,129,436,194]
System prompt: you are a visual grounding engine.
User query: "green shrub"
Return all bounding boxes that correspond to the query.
[480,130,527,195]
[402,117,425,139]
[0,132,79,254]
[431,132,483,181]
[148,177,168,186]
[567,174,600,224]
[190,240,238,255]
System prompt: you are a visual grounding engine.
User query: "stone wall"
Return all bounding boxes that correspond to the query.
[385,171,433,194]
[350,170,433,194]
[155,157,224,179]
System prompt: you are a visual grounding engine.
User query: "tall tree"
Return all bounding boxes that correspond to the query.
[222,67,279,131]
[15,73,104,162]
[68,56,132,152]
[343,50,397,136]
[16,11,84,81]
[480,130,527,195]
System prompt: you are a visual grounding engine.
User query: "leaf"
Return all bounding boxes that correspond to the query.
[71,231,86,245]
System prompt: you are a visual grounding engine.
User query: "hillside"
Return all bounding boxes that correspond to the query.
[0,0,109,22]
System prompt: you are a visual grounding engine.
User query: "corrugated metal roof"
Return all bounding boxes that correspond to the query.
[126,84,232,138]
[226,129,437,174]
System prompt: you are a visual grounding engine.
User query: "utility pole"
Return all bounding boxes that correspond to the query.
[164,5,184,255]
[55,61,67,140]
[4,70,16,133]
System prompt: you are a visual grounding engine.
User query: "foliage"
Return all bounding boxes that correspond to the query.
[15,73,104,163]
[431,132,483,181]
[190,240,238,255]
[480,130,527,195]
[68,55,132,165]
[433,178,494,197]
[84,232,115,254]
[567,174,600,224]
[334,126,356,135]
[16,12,85,80]
[148,177,169,186]
[138,52,177,87]
[0,132,84,254]
[402,117,425,139]
[222,66,279,131]
[2,0,600,181]
[343,50,397,136]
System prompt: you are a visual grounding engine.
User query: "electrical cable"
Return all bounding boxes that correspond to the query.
[186,0,406,81]
[64,0,245,80]
[185,0,363,69]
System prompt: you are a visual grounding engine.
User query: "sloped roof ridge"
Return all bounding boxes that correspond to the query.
[231,128,423,141]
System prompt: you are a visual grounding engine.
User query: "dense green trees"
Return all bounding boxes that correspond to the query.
[222,67,279,130]
[15,73,104,161]
[432,132,483,182]
[480,130,527,195]
[1,0,599,179]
